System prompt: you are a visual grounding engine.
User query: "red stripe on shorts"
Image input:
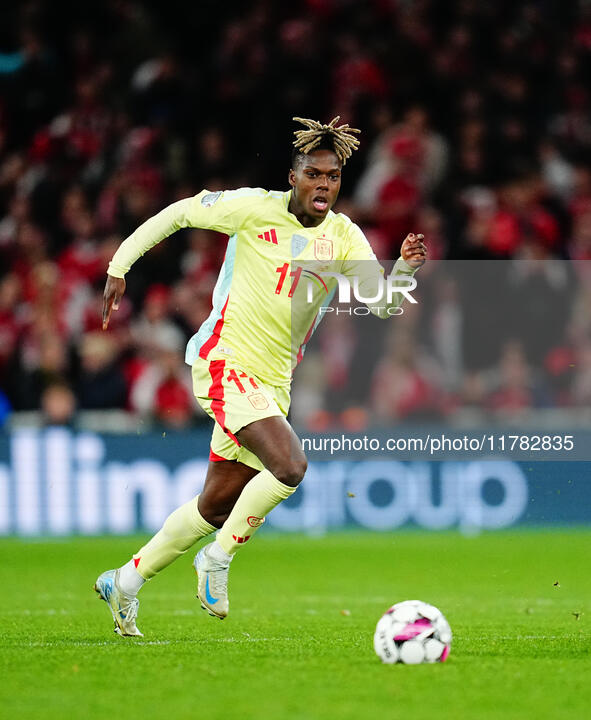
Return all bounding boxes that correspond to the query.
[209,448,230,462]
[208,359,241,446]
[199,296,229,359]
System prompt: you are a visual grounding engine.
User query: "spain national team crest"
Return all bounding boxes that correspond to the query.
[248,393,269,410]
[314,236,333,261]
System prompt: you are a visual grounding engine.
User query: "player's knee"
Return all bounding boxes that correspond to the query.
[274,456,307,487]
[197,498,227,529]
[208,512,229,527]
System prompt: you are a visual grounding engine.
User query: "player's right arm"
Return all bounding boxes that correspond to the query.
[102,275,126,330]
[101,188,261,329]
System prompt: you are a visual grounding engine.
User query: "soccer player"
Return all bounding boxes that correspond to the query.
[94,117,427,636]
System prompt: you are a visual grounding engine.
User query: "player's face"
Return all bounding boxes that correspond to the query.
[289,150,342,226]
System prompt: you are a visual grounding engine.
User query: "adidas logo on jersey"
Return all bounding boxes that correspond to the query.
[258,228,278,244]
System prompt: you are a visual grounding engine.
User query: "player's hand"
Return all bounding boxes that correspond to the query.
[401,233,427,269]
[102,275,126,330]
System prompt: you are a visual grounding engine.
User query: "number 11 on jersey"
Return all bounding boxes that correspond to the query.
[275,263,302,297]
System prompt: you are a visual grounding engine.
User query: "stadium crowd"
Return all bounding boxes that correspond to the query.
[1,0,591,430]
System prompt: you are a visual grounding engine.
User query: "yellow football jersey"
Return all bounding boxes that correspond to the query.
[108,188,417,387]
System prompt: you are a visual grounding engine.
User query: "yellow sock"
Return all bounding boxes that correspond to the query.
[135,495,216,579]
[216,469,296,555]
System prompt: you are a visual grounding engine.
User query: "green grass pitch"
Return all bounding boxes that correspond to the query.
[1,530,590,720]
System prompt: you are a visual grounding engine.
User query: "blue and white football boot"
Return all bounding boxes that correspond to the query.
[193,544,230,619]
[94,569,143,637]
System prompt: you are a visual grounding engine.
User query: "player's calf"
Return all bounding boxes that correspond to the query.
[195,468,299,618]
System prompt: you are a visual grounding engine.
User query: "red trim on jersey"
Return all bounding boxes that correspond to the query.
[133,557,140,568]
[296,313,318,366]
[209,448,231,462]
[199,296,229,360]
[208,359,241,446]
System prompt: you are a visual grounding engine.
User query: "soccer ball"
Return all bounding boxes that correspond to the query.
[373,600,452,664]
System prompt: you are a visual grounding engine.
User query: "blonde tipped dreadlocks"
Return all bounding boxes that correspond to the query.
[292,116,361,165]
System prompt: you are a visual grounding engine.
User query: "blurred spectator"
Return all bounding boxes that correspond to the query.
[539,141,575,201]
[76,332,127,409]
[289,351,328,430]
[485,341,543,413]
[191,128,231,185]
[41,381,76,426]
[549,86,591,157]
[0,273,23,381]
[10,329,70,410]
[0,194,31,248]
[355,106,448,214]
[568,166,591,226]
[130,325,197,428]
[370,328,440,423]
[180,229,224,285]
[332,34,388,121]
[131,283,185,359]
[507,245,571,363]
[486,175,560,257]
[374,136,423,256]
[570,341,591,407]
[430,276,462,391]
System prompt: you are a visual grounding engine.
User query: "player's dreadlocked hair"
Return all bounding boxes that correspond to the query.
[292,116,361,167]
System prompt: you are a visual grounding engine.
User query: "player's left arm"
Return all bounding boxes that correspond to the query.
[342,227,426,319]
[400,233,426,269]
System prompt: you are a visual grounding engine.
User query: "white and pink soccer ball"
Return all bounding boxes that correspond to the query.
[373,600,452,664]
